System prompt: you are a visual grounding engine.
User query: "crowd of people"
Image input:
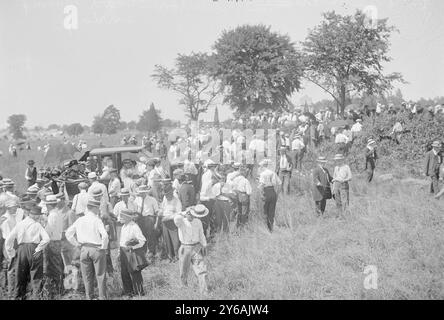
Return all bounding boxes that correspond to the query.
[0,101,443,300]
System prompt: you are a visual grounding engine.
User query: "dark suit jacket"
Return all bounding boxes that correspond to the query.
[276,154,293,173]
[312,166,332,201]
[365,147,378,170]
[178,182,196,210]
[424,150,441,177]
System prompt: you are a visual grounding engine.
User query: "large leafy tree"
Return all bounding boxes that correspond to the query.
[65,123,84,137]
[302,10,404,116]
[137,102,162,132]
[7,114,27,139]
[102,105,121,134]
[152,53,220,120]
[212,24,303,114]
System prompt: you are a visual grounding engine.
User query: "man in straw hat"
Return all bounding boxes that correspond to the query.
[258,159,281,232]
[312,156,333,216]
[133,185,160,259]
[173,204,209,295]
[365,139,378,182]
[424,140,442,195]
[5,205,49,300]
[42,194,64,298]
[332,154,352,216]
[119,209,146,297]
[0,178,18,215]
[65,197,109,300]
[25,159,37,187]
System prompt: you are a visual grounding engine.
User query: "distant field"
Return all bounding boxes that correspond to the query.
[1,134,444,300]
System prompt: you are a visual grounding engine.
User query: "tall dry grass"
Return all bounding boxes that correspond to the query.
[1,138,444,299]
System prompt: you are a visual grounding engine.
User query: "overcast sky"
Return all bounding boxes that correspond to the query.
[1,0,443,127]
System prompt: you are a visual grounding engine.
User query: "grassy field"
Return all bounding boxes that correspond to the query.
[1,136,444,300]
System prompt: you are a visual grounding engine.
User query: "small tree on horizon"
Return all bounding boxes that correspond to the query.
[7,114,27,139]
[136,102,162,133]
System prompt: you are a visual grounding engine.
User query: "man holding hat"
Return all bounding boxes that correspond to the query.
[365,139,378,182]
[332,154,352,216]
[173,204,209,295]
[43,194,65,298]
[312,156,333,216]
[25,160,37,187]
[65,197,109,300]
[119,208,146,296]
[5,205,50,300]
[424,141,442,195]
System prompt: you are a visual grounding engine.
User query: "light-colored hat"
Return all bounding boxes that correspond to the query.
[232,162,241,169]
[120,208,138,220]
[87,172,97,179]
[36,177,48,184]
[87,198,101,208]
[317,156,328,163]
[27,185,40,195]
[189,204,209,218]
[2,178,14,187]
[5,198,19,208]
[356,119,362,122]
[367,139,376,145]
[203,159,216,167]
[259,159,272,167]
[333,154,345,161]
[432,141,441,147]
[119,188,130,196]
[139,156,147,163]
[78,182,88,190]
[136,185,150,194]
[173,168,184,177]
[44,195,60,205]
[91,188,103,198]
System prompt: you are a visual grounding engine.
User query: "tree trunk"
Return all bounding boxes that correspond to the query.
[339,84,346,118]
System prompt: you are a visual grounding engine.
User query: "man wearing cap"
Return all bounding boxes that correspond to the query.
[173,204,209,295]
[276,147,293,195]
[108,168,121,207]
[365,139,378,183]
[424,141,442,195]
[332,154,352,216]
[65,198,109,300]
[43,194,65,298]
[312,156,333,216]
[258,159,281,232]
[5,205,50,299]
[119,209,146,296]
[134,185,160,259]
[25,160,37,187]
[291,135,305,171]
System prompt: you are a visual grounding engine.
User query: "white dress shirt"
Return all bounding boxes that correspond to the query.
[258,168,281,188]
[119,221,146,249]
[335,133,349,144]
[134,195,159,217]
[232,175,252,195]
[113,200,136,222]
[174,214,207,246]
[1,210,24,240]
[65,211,109,249]
[160,196,182,218]
[333,165,353,183]
[45,209,64,241]
[292,139,305,151]
[71,190,89,215]
[5,216,50,259]
[108,178,121,198]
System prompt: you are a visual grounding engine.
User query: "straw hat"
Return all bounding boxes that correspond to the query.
[5,198,19,208]
[87,172,97,179]
[91,188,103,198]
[120,208,138,220]
[316,156,328,163]
[2,178,14,187]
[87,198,101,208]
[136,185,150,195]
[189,204,209,218]
[432,141,441,147]
[119,188,130,197]
[232,162,241,169]
[27,185,40,195]
[333,154,345,161]
[44,195,60,205]
[367,139,376,146]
